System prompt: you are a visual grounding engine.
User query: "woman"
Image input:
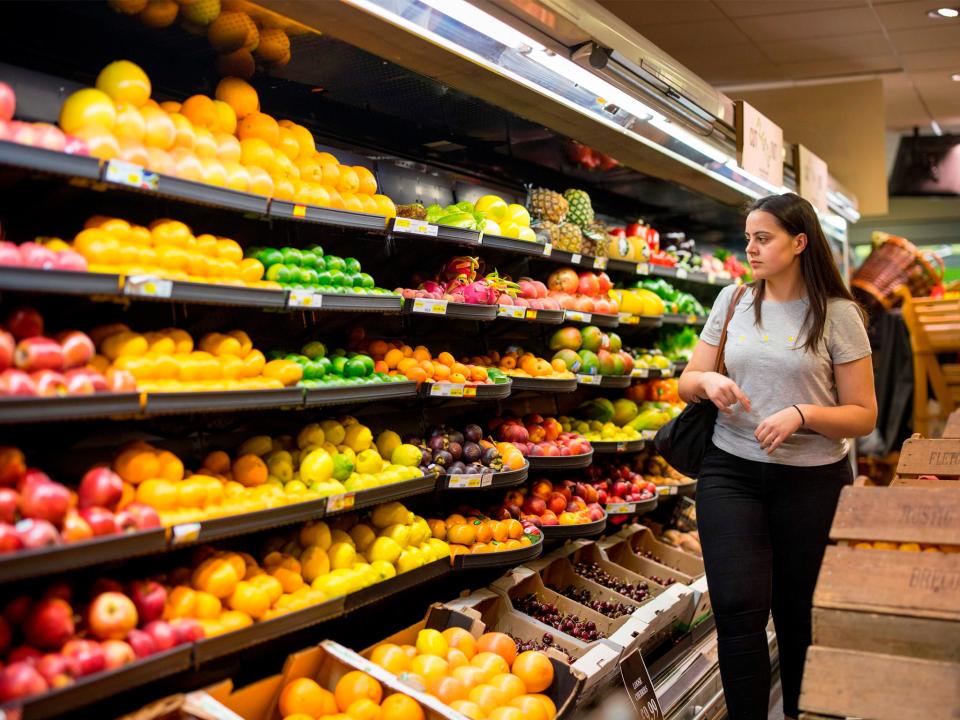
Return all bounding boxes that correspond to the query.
[678,193,876,720]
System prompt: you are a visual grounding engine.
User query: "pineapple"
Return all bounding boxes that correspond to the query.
[563,189,594,229]
[556,223,583,253]
[529,188,568,223]
[532,219,560,247]
[580,222,608,257]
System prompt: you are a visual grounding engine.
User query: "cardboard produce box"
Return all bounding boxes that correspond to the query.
[610,525,704,582]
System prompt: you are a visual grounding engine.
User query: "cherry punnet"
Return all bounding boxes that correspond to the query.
[513,592,606,641]
[574,561,652,602]
[548,583,636,618]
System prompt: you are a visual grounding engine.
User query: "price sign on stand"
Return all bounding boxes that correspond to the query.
[542,243,553,256]
[618,313,640,325]
[620,649,663,720]
[565,310,592,323]
[171,522,202,545]
[448,471,493,489]
[412,298,448,315]
[658,485,678,496]
[105,160,159,191]
[607,502,634,515]
[577,374,602,385]
[571,253,582,264]
[125,275,173,298]
[393,217,439,236]
[634,368,650,379]
[430,383,474,397]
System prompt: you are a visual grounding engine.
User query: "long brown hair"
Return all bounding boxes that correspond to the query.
[747,193,862,352]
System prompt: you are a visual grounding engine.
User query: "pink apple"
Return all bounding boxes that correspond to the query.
[101,640,135,669]
[17,242,57,270]
[125,628,156,658]
[55,331,94,370]
[15,518,61,549]
[172,618,204,644]
[0,662,48,702]
[9,121,36,147]
[79,506,118,536]
[29,369,67,397]
[8,645,42,665]
[120,502,161,530]
[104,367,136,393]
[61,639,105,678]
[52,250,87,272]
[64,370,95,395]
[24,598,74,650]
[0,241,21,267]
[86,370,109,393]
[130,580,166,624]
[0,488,17,524]
[87,592,137,641]
[0,368,36,396]
[32,124,66,152]
[0,329,13,371]
[19,479,70,524]
[15,337,63,372]
[143,620,176,652]
[0,82,14,123]
[63,135,89,156]
[35,653,72,686]
[78,467,123,511]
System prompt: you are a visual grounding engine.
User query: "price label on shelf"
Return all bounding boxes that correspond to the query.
[675,267,688,280]
[105,160,159,191]
[620,649,663,720]
[593,256,608,270]
[618,313,640,325]
[393,217,439,236]
[633,368,650,379]
[288,289,322,308]
[657,486,678,496]
[577,374,602,385]
[616,441,628,452]
[662,368,674,378]
[430,383,466,397]
[565,310,592,323]
[542,243,553,256]
[607,502,634,515]
[687,314,699,325]
[412,298,448,314]
[525,309,538,320]
[326,493,356,513]
[448,471,493,489]
[571,253,582,264]
[292,204,308,218]
[636,263,650,275]
[171,522,202,545]
[497,305,526,319]
[125,275,173,298]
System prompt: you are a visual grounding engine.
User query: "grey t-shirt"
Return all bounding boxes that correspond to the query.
[699,284,871,466]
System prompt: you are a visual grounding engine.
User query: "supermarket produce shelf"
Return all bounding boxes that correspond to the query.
[0,393,143,423]
[494,305,565,324]
[577,374,632,389]
[673,361,689,374]
[1,645,192,720]
[605,497,658,516]
[121,276,288,308]
[563,310,620,328]
[479,234,550,256]
[0,140,102,181]
[507,376,578,393]
[0,528,168,584]
[143,388,305,415]
[656,480,698,498]
[526,450,594,470]
[539,514,608,540]
[663,313,707,326]
[270,199,389,232]
[169,498,328,548]
[0,267,122,296]
[649,264,736,286]
[616,313,664,329]
[302,380,419,407]
[344,557,449,612]
[420,380,512,400]
[292,292,403,313]
[591,439,649,454]
[389,218,481,247]
[443,463,529,490]
[192,596,345,667]
[632,367,665,380]
[402,298,498,321]
[453,537,544,570]
[323,473,440,517]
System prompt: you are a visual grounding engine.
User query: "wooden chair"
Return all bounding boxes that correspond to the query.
[898,288,960,438]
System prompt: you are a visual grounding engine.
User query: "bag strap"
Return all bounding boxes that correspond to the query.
[714,285,748,375]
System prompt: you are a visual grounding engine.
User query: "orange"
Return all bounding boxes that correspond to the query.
[445,513,467,527]
[114,449,160,485]
[491,521,509,543]
[135,478,178,510]
[218,610,253,632]
[504,519,523,539]
[528,694,557,720]
[334,671,382,712]
[216,49,256,80]
[193,591,221,619]
[384,348,404,369]
[216,76,260,119]
[427,676,467,704]
[241,349,266,377]
[340,192,363,213]
[181,95,219,131]
[272,176,295,201]
[238,112,280,146]
[277,127,300,160]
[475,523,493,544]
[191,557,239,598]
[510,695,549,720]
[370,643,411,675]
[256,27,291,64]
[283,122,316,157]
[239,137,275,170]
[73,126,119,161]
[169,114,197,152]
[354,166,377,195]
[326,186,345,209]
[114,101,145,141]
[404,366,427,384]
[156,450,184,482]
[248,166,275,197]
[141,106,176,150]
[448,700,485,720]
[264,359,302,385]
[233,454,267,487]
[139,0,178,27]
[164,586,196,619]
[446,524,476,546]
[279,678,336,719]
[471,652,510,682]
[321,161,341,188]
[193,127,217,159]
[489,673,526,700]
[488,709,523,720]
[238,257,264,283]
[296,156,323,183]
[443,627,477,659]
[446,648,469,670]
[378,695,423,720]
[95,60,151,107]
[373,194,397,219]
[436,351,455,368]
[337,166,360,194]
[409,655,448,683]
[345,698,381,720]
[511,652,553,693]
[451,665,487,691]
[227,581,270,619]
[468,684,507,715]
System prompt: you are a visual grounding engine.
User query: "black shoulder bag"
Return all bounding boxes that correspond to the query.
[653,285,747,478]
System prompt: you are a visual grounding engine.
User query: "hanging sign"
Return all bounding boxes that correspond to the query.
[795,144,829,213]
[735,101,784,187]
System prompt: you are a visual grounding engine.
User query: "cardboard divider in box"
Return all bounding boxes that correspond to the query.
[609,524,704,582]
[360,603,584,719]
[443,589,617,709]
[890,435,960,488]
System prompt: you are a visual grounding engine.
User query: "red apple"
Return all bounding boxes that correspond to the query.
[24,598,74,650]
[18,243,57,270]
[0,662,48,702]
[78,467,123,511]
[105,367,137,392]
[79,506,118,536]
[86,370,109,393]
[64,369,95,395]
[61,639,105,678]
[526,424,545,443]
[4,307,43,340]
[0,488,17,524]
[101,640,135,669]
[52,250,87,272]
[0,368,36,395]
[143,620,176,651]
[35,653,73,687]
[60,510,94,543]
[87,592,138,640]
[0,329,13,371]
[172,618,204,644]
[521,496,546,516]
[15,337,63,372]
[547,492,567,515]
[578,272,600,297]
[63,135,89,156]
[130,580,166,624]
[540,510,559,526]
[19,467,51,492]
[0,82,14,123]
[125,628,156,659]
[9,121,36,147]
[8,645,42,665]
[55,331,94,370]
[15,518,61,549]
[32,124,67,153]
[19,479,70,524]
[30,370,67,397]
[116,502,161,530]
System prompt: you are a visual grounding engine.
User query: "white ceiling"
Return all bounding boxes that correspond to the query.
[598,0,960,133]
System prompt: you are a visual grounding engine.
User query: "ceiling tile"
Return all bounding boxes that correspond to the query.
[872,0,960,30]
[634,18,752,48]
[908,68,960,87]
[759,32,894,63]
[733,6,883,39]
[901,46,960,71]
[597,0,724,26]
[778,54,902,79]
[888,25,960,51]
[715,1,865,17]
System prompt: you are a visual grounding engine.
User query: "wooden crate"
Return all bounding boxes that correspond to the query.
[830,485,960,546]
[944,408,960,439]
[891,435,960,488]
[800,646,960,720]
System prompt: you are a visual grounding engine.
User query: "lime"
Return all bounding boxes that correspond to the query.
[344,357,368,379]
[304,243,324,257]
[346,272,363,288]
[285,353,309,364]
[331,356,348,376]
[356,354,375,375]
[315,270,332,286]
[313,256,327,272]
[303,359,326,380]
[327,270,345,287]
[344,257,362,274]
[281,247,303,266]
[357,273,375,289]
[325,256,346,273]
[300,252,318,269]
[331,453,355,481]
[265,264,293,283]
[299,267,318,285]
[301,341,326,359]
[256,247,282,267]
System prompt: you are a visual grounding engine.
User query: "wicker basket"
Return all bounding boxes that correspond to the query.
[852,232,944,310]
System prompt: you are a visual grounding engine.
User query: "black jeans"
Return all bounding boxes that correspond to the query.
[697,444,852,719]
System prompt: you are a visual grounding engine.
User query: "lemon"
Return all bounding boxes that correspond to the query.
[331,529,355,548]
[349,523,377,552]
[371,502,409,529]
[328,542,356,570]
[416,628,449,657]
[336,446,357,465]
[320,420,346,446]
[396,549,421,574]
[419,542,436,562]
[355,448,383,474]
[300,546,330,582]
[391,444,424,468]
[299,449,333,484]
[297,423,325,449]
[381,523,411,548]
[428,538,450,559]
[375,430,402,461]
[238,434,273,457]
[283,479,307,494]
[268,456,293,482]
[343,424,373,453]
[312,573,349,598]
[367,536,402,564]
[370,560,397,581]
[408,518,430,546]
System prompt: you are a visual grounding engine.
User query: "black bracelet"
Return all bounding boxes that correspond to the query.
[793,404,805,426]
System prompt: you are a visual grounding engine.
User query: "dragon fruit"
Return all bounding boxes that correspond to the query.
[418,280,446,295]
[462,280,498,305]
[441,256,481,283]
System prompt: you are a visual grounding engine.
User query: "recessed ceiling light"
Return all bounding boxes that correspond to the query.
[929,7,959,17]
[953,73,960,81]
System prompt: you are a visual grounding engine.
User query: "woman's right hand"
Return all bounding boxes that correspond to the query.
[699,372,751,414]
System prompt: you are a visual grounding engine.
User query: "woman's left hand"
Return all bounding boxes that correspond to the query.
[755,407,804,454]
